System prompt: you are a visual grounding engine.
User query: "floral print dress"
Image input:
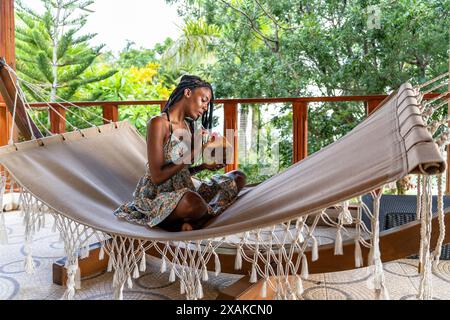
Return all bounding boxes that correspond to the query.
[113,118,238,228]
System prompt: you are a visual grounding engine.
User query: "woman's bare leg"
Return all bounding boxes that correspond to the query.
[158,172,246,231]
[158,191,210,231]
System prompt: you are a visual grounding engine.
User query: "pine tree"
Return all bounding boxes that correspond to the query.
[15,0,117,102]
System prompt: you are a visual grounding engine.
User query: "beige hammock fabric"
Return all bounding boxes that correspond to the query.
[0,83,445,242]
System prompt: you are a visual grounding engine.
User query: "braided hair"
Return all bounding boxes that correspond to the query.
[162,75,214,130]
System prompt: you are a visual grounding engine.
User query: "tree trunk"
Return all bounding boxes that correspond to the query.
[50,4,62,102]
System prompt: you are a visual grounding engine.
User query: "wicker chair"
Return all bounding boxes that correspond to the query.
[362,194,450,260]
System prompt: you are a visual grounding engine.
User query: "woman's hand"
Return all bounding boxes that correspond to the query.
[202,163,226,171]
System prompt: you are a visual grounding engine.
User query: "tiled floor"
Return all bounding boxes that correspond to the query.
[1,210,449,300]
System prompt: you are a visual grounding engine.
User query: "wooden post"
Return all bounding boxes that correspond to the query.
[0,59,42,139]
[367,99,384,115]
[49,106,66,133]
[292,101,308,163]
[102,104,119,124]
[223,102,238,172]
[0,0,15,145]
[0,103,10,146]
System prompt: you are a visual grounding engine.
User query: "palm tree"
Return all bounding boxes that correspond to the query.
[161,18,221,76]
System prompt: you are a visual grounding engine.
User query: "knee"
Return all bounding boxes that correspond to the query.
[177,191,208,219]
[228,170,246,191]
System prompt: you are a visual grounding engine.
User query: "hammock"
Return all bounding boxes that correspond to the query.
[0,58,449,300]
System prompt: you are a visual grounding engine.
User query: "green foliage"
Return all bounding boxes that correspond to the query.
[194,168,225,181]
[118,40,159,68]
[159,17,221,80]
[77,60,174,135]
[15,0,449,191]
[166,0,449,187]
[308,102,366,154]
[15,0,117,103]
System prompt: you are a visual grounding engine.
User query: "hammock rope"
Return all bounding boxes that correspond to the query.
[3,63,113,133]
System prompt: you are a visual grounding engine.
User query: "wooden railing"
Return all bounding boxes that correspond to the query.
[0,93,446,176]
[5,95,391,170]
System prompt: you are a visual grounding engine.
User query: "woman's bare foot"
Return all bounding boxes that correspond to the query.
[181,222,193,231]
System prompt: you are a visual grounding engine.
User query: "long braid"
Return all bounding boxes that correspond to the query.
[163,75,215,130]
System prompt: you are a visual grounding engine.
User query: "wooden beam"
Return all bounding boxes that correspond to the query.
[0,0,14,145]
[223,102,238,172]
[293,101,308,163]
[26,93,445,109]
[0,59,42,139]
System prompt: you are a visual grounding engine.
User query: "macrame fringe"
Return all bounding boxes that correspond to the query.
[367,187,390,300]
[340,201,353,225]
[250,263,257,283]
[169,266,176,282]
[23,239,35,274]
[196,277,204,299]
[180,279,186,295]
[301,254,309,279]
[132,263,140,279]
[416,175,422,220]
[214,252,221,276]
[354,239,363,268]
[107,254,113,272]
[105,236,151,300]
[75,266,81,290]
[160,256,167,273]
[51,217,57,233]
[63,263,79,300]
[2,174,21,212]
[418,175,434,300]
[99,243,105,260]
[334,227,343,255]
[202,266,208,282]
[234,244,242,270]
[260,279,267,298]
[311,236,319,261]
[50,213,107,300]
[80,244,90,259]
[24,250,35,274]
[127,274,133,289]
[295,275,304,297]
[433,174,445,267]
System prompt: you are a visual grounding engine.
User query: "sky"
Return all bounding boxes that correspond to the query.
[20,0,184,53]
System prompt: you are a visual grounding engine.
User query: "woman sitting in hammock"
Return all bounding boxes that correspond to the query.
[114,75,246,231]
